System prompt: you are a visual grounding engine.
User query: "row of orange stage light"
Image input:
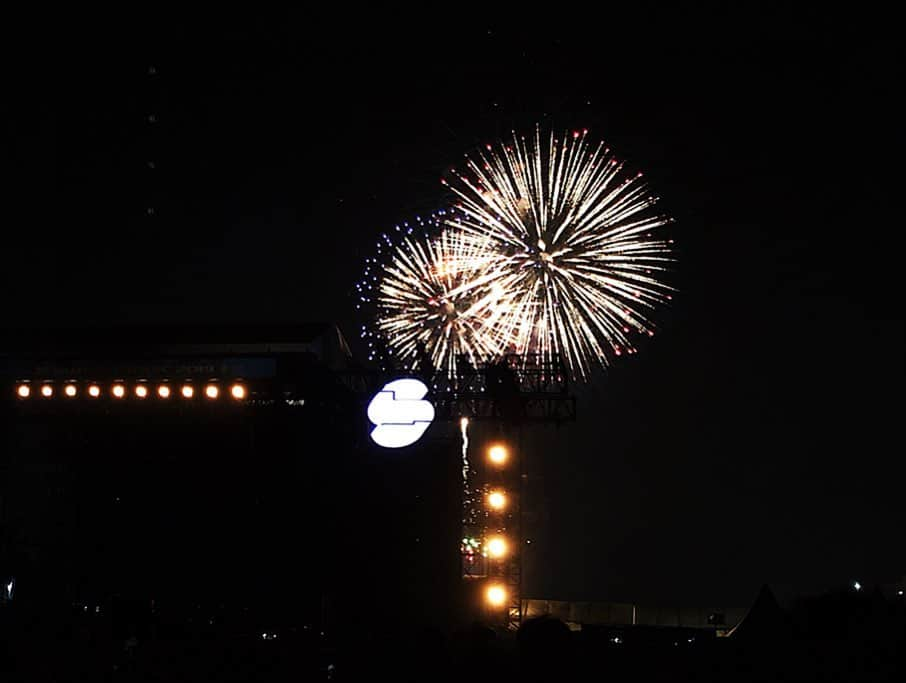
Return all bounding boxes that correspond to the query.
[15,381,247,401]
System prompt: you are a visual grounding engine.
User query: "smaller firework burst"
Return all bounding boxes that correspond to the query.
[359,211,517,377]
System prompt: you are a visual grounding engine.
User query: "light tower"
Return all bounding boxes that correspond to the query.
[460,435,523,630]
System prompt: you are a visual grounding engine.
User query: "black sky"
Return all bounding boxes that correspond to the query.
[2,8,903,607]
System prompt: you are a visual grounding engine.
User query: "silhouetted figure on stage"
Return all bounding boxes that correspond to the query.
[413,342,435,385]
[485,355,523,422]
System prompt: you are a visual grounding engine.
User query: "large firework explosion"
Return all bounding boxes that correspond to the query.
[362,127,675,380]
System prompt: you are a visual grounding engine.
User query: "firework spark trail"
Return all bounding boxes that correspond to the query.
[460,417,474,525]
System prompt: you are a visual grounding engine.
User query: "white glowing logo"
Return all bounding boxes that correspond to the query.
[367,378,435,448]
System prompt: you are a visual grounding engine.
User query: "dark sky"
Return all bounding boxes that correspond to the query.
[2,9,903,607]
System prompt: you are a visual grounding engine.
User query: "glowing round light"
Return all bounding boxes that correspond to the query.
[135,385,148,398]
[181,385,194,399]
[488,444,508,465]
[41,384,53,398]
[486,536,508,559]
[486,584,507,608]
[230,383,246,400]
[158,385,171,399]
[205,385,219,399]
[487,491,507,511]
[112,385,125,399]
[367,378,435,448]
[88,385,101,398]
[16,384,30,398]
[64,384,77,397]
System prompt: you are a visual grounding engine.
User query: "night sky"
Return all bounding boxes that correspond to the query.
[2,9,903,608]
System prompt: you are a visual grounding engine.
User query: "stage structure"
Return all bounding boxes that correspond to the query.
[2,326,574,630]
[347,353,576,631]
[449,354,574,631]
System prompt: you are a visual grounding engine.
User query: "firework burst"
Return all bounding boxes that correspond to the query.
[441,127,675,379]
[360,212,518,377]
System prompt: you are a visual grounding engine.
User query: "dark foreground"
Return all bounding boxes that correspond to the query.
[2,588,905,682]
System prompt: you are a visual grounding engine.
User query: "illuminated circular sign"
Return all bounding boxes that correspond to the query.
[367,378,435,448]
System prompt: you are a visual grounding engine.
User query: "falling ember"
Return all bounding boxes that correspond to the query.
[460,417,470,488]
[460,416,479,528]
